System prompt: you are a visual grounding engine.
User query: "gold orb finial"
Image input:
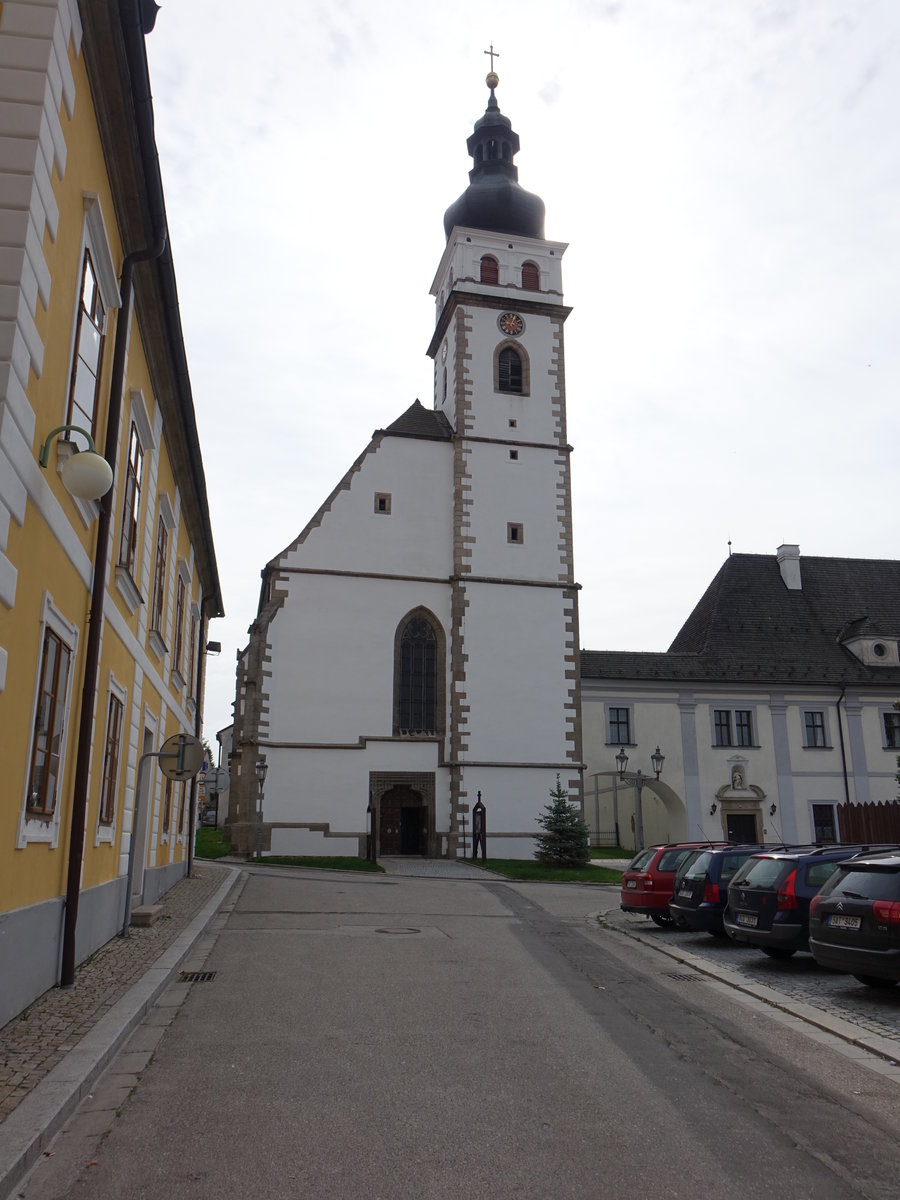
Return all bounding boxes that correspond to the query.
[486,70,499,90]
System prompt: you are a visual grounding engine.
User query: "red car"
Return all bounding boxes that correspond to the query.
[621,842,732,927]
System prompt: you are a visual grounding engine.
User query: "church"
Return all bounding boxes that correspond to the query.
[226,71,583,859]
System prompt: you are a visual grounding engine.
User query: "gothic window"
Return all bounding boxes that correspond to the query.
[480,255,499,284]
[521,261,540,290]
[393,610,445,737]
[498,346,523,393]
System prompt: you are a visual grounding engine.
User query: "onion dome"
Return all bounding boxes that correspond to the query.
[443,71,545,241]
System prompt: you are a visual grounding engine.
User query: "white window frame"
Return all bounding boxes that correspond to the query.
[605,703,634,746]
[802,709,831,749]
[95,673,128,844]
[171,560,192,690]
[17,593,79,848]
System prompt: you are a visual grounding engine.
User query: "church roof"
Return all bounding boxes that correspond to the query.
[581,552,900,687]
[381,399,453,441]
[442,73,545,241]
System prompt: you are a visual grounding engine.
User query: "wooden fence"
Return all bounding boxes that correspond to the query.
[837,799,900,844]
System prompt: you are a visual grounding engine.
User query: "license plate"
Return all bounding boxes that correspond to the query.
[678,885,692,898]
[828,914,861,930]
[736,912,758,927]
[626,879,637,889]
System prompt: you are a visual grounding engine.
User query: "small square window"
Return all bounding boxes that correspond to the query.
[374,493,391,515]
[508,419,517,428]
[507,523,523,544]
[509,450,518,461]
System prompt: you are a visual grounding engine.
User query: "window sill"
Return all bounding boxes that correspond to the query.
[171,666,187,691]
[149,629,167,660]
[115,566,143,614]
[802,745,833,751]
[712,745,759,751]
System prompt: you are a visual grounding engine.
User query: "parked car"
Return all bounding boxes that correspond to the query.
[809,849,900,988]
[201,804,218,827]
[724,844,894,958]
[669,845,769,936]
[621,842,731,928]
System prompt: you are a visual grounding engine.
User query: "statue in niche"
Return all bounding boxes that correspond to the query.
[731,767,744,790]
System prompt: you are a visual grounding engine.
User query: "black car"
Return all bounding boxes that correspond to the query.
[669,845,768,936]
[723,844,894,958]
[809,849,900,988]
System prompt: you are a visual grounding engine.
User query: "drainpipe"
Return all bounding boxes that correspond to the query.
[186,614,208,877]
[835,685,850,813]
[60,1,168,987]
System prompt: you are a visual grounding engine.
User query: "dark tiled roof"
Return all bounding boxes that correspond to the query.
[381,399,453,441]
[581,553,900,687]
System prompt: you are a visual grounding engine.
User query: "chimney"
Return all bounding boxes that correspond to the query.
[776,543,801,591]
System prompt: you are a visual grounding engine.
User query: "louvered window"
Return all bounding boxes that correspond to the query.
[498,346,523,393]
[521,261,540,290]
[480,255,499,284]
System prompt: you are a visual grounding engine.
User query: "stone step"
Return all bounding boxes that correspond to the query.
[130,904,163,927]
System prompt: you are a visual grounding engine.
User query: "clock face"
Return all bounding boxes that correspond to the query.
[498,311,525,337]
[440,340,448,363]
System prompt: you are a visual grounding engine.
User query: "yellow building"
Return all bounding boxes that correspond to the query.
[0,0,223,1026]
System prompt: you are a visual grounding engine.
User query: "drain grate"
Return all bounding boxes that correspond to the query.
[179,970,217,983]
[663,972,704,982]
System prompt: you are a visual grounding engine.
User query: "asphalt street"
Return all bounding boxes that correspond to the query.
[17,870,900,1199]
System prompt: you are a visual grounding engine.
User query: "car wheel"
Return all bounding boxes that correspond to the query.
[761,947,796,959]
[650,912,675,928]
[853,974,899,989]
[708,928,727,938]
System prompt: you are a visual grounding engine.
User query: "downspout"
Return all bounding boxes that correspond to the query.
[186,613,208,877]
[835,685,851,817]
[60,1,167,986]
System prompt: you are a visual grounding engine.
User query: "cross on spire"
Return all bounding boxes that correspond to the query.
[484,43,500,72]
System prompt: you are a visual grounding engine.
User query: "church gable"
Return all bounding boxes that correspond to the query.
[275,425,453,580]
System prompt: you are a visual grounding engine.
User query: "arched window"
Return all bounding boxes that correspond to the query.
[480,255,499,285]
[521,261,540,290]
[394,611,445,736]
[498,346,523,393]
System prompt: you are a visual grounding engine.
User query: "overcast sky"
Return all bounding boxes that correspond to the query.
[145,1,900,744]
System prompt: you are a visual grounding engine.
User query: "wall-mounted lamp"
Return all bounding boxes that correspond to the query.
[709,802,718,816]
[769,803,777,816]
[205,641,222,655]
[39,424,113,500]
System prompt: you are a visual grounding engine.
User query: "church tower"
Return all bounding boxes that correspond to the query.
[227,70,581,860]
[428,69,583,847]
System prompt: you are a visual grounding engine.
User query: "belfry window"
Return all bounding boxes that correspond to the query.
[480,255,499,284]
[394,611,445,737]
[521,261,540,290]
[498,346,523,393]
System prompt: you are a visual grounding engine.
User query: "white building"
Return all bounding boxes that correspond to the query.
[227,75,582,859]
[582,546,900,851]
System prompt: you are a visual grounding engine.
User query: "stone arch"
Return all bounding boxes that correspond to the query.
[493,338,531,396]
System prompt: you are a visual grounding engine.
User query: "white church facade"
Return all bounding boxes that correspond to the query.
[226,74,583,859]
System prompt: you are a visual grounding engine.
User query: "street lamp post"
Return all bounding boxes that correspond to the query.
[616,745,665,852]
[255,756,267,861]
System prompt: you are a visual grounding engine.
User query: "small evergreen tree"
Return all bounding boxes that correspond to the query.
[534,775,590,867]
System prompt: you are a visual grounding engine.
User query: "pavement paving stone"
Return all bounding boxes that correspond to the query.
[0,865,226,1123]
[599,899,900,1049]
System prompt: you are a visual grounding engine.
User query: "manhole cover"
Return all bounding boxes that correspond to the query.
[179,970,217,983]
[375,927,421,935]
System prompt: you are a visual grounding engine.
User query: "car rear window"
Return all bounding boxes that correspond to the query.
[822,867,900,902]
[627,849,656,872]
[684,851,712,881]
[732,857,790,888]
[805,862,840,890]
[721,851,756,882]
[658,848,695,873]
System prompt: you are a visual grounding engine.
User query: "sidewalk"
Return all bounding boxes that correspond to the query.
[0,861,239,1199]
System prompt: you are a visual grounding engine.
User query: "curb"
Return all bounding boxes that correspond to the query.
[596,906,900,1068]
[0,865,241,1200]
